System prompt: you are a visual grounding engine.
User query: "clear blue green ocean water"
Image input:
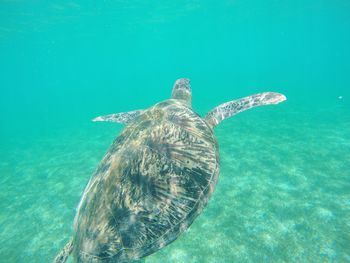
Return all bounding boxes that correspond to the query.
[1,1,350,262]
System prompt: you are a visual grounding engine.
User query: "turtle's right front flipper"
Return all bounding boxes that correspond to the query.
[205,92,286,128]
[92,109,144,124]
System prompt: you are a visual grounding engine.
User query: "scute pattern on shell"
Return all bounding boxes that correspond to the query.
[73,99,219,262]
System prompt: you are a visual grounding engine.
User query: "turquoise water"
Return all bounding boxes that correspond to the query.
[1,1,350,262]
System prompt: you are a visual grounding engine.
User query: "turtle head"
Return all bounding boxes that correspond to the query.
[171,78,192,108]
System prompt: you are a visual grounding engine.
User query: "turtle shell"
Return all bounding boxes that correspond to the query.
[72,99,220,262]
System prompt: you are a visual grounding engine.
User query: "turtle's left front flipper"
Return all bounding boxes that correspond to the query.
[92,109,144,124]
[205,92,286,128]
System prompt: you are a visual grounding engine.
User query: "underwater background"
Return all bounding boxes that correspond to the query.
[0,0,349,262]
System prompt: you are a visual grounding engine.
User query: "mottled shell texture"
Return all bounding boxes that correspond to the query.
[73,99,220,262]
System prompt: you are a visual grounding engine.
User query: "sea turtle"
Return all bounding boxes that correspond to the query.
[54,78,286,263]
